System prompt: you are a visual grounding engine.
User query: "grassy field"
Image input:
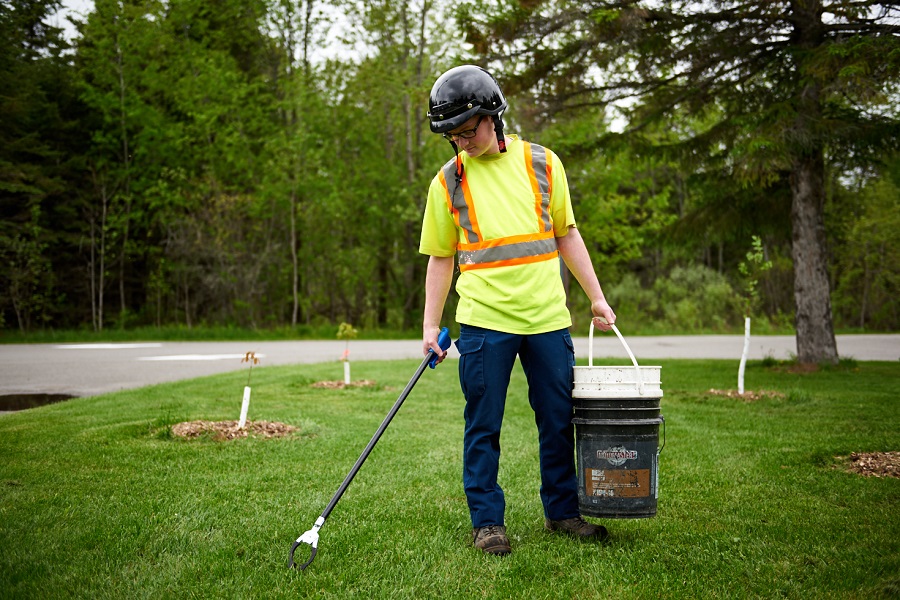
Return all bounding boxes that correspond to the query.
[0,357,897,599]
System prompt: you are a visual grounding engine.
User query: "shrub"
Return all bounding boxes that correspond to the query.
[604,265,742,333]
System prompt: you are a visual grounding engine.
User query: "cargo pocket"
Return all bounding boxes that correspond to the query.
[455,328,486,399]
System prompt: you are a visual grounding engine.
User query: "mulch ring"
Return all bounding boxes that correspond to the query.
[171,420,298,441]
[310,379,377,389]
[835,451,900,479]
[707,388,786,402]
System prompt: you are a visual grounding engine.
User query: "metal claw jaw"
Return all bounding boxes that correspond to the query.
[288,517,324,570]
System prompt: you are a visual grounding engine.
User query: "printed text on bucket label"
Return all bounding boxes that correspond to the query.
[597,446,638,466]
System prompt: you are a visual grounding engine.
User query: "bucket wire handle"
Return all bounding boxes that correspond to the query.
[658,415,666,454]
[589,318,645,396]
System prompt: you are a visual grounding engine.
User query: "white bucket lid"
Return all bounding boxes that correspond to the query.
[573,367,663,398]
[578,321,662,397]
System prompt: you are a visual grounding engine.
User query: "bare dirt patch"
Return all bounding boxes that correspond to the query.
[310,379,377,389]
[836,451,900,479]
[707,388,786,402]
[171,420,298,441]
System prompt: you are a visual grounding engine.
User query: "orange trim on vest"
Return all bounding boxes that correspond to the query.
[459,174,482,240]
[439,170,463,231]
[438,170,451,212]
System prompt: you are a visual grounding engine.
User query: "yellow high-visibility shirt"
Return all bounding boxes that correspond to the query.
[419,136,576,335]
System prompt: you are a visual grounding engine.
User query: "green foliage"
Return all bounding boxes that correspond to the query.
[0,323,426,344]
[603,265,743,333]
[737,235,773,317]
[0,0,76,330]
[547,132,678,270]
[832,172,900,330]
[0,204,54,331]
[337,321,358,341]
[1,0,898,339]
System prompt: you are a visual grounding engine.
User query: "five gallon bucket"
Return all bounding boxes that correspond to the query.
[573,321,664,518]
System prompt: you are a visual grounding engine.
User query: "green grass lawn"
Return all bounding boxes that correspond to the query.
[1,358,897,599]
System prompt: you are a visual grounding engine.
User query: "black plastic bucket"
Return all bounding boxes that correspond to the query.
[573,399,664,518]
[573,323,664,519]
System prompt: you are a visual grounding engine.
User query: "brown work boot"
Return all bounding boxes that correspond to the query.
[472,525,511,556]
[545,516,609,540]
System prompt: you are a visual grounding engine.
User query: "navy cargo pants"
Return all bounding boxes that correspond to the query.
[455,324,579,528]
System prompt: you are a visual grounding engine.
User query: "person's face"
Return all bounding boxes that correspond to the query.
[444,114,498,158]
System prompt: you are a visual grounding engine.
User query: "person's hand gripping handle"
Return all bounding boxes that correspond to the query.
[428,327,451,368]
[423,326,450,367]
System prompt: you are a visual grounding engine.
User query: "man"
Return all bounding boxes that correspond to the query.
[420,65,617,556]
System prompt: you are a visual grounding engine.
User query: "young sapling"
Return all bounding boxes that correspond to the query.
[737,236,772,394]
[337,323,358,385]
[238,351,260,428]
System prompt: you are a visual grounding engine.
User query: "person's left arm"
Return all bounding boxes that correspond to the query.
[557,226,616,331]
[546,148,616,330]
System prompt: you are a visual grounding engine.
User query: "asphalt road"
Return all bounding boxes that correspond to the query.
[0,334,896,398]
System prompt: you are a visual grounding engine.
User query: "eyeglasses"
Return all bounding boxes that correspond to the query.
[442,115,484,142]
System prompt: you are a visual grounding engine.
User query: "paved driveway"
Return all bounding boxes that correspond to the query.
[0,334,896,398]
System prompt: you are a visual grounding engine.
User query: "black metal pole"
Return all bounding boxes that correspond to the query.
[320,353,431,521]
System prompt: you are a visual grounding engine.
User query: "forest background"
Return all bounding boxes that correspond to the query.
[2,0,898,364]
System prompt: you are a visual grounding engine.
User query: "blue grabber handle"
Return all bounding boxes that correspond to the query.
[428,327,452,368]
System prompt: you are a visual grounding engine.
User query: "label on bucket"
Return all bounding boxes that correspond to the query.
[597,446,638,466]
[585,468,651,498]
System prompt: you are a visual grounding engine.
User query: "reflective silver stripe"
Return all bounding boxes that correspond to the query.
[458,237,558,267]
[531,144,550,194]
[530,145,553,232]
[441,159,479,243]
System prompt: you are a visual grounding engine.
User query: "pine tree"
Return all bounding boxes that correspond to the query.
[462,0,900,364]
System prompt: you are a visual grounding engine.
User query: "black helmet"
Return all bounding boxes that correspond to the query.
[428,65,507,134]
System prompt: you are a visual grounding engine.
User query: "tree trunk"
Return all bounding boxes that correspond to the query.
[89,209,98,332]
[790,148,838,365]
[291,186,300,326]
[116,33,132,322]
[89,167,109,333]
[184,276,191,328]
[400,0,431,330]
[860,244,869,329]
[289,0,314,327]
[789,0,838,365]
[98,185,107,333]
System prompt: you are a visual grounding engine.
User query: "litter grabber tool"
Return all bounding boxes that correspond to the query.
[288,327,452,570]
